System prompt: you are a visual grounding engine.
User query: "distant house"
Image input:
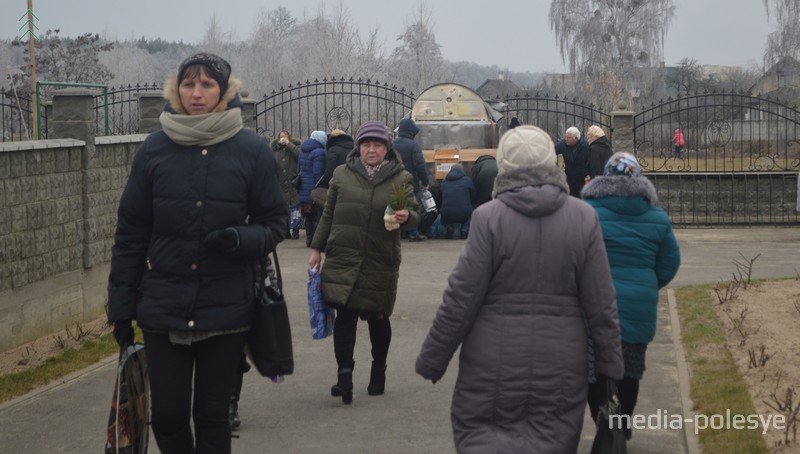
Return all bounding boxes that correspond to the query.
[750,56,800,106]
[476,72,522,100]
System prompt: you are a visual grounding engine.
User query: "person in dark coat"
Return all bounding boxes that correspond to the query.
[416,125,623,453]
[107,52,287,453]
[298,131,327,246]
[394,118,429,241]
[585,125,614,179]
[309,121,420,405]
[582,152,681,440]
[317,129,353,189]
[271,129,302,239]
[434,164,475,239]
[555,126,590,197]
[470,155,498,206]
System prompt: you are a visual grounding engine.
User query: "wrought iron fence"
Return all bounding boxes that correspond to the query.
[254,77,416,141]
[4,79,798,226]
[94,83,162,136]
[634,92,800,172]
[497,93,612,143]
[1,86,36,142]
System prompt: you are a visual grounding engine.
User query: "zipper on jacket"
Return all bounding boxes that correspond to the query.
[146,257,152,271]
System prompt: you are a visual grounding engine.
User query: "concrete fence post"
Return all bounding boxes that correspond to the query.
[137,93,165,133]
[610,109,635,154]
[49,88,96,143]
[241,90,256,131]
[49,88,97,270]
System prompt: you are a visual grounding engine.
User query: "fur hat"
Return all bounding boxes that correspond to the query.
[177,52,231,99]
[603,152,642,177]
[330,129,346,137]
[310,130,327,147]
[496,125,556,174]
[356,121,393,151]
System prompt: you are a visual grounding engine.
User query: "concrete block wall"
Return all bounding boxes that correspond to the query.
[0,136,143,353]
[0,87,262,353]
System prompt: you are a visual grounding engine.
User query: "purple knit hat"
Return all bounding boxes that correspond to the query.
[355,121,393,151]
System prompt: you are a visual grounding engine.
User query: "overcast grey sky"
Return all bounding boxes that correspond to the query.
[3,0,773,73]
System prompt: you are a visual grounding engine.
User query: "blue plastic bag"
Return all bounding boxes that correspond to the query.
[289,204,303,229]
[307,267,335,339]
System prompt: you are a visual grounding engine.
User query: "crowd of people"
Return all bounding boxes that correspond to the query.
[106,52,680,453]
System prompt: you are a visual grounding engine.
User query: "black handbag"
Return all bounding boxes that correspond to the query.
[591,379,627,454]
[245,249,294,378]
[291,174,301,191]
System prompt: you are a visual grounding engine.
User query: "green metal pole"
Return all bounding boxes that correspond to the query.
[35,81,41,140]
[104,87,109,136]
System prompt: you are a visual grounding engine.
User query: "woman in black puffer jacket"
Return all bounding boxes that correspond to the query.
[107,52,286,453]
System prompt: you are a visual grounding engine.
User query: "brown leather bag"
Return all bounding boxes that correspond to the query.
[310,187,328,206]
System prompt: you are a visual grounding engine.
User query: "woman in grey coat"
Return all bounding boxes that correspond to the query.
[416,125,624,453]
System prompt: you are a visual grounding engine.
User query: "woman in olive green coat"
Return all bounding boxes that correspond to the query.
[270,129,302,239]
[309,121,420,405]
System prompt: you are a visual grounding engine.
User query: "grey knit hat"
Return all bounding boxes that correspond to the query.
[496,125,556,174]
[177,52,231,99]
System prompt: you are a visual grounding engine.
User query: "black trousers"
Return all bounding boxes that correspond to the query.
[333,307,391,371]
[303,203,322,245]
[143,331,247,454]
[231,352,251,404]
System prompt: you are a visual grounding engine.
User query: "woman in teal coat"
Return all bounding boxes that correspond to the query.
[581,152,681,440]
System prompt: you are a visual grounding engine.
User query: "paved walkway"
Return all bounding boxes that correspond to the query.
[1,228,798,453]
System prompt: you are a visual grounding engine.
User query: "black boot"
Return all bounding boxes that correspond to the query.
[330,368,353,404]
[229,401,241,429]
[367,362,387,396]
[291,228,300,240]
[305,221,315,247]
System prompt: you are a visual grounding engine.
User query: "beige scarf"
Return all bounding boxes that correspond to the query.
[160,107,243,146]
[361,158,388,180]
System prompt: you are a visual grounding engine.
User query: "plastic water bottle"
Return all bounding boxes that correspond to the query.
[421,188,436,213]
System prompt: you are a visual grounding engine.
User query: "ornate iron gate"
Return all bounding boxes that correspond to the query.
[498,94,612,142]
[634,92,800,225]
[254,77,415,141]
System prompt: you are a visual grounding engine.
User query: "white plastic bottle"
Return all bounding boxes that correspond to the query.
[420,188,436,213]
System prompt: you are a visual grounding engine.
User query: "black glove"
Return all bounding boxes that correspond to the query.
[113,320,135,350]
[203,227,240,254]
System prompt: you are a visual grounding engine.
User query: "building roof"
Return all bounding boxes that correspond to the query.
[476,77,523,100]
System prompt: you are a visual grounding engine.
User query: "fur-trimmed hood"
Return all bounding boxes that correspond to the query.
[162,76,243,114]
[581,175,658,205]
[492,164,570,218]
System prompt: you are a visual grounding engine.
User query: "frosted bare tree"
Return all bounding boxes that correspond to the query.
[668,57,705,96]
[389,1,446,95]
[549,0,675,107]
[200,15,238,56]
[243,6,298,94]
[289,2,385,82]
[762,0,800,66]
[100,42,156,87]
